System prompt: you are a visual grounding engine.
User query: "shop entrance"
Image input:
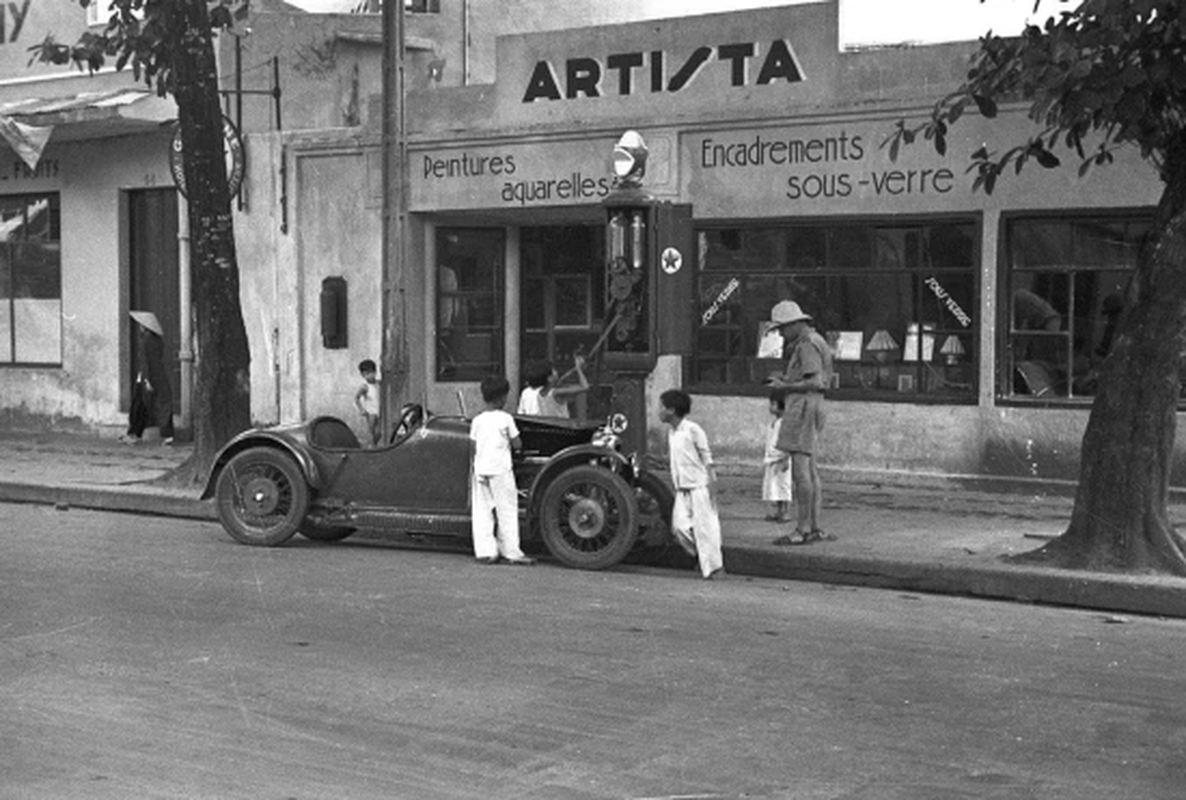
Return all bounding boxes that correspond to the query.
[126,189,180,425]
[519,225,612,420]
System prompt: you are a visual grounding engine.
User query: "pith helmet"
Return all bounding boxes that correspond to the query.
[770,300,811,325]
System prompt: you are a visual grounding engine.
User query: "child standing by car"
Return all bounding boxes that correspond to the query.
[354,359,382,447]
[763,388,793,522]
[659,389,724,580]
[470,376,535,565]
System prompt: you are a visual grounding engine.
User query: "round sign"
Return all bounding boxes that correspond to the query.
[169,116,246,199]
[661,246,683,275]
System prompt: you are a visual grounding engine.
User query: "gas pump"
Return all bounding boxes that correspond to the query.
[599,131,693,456]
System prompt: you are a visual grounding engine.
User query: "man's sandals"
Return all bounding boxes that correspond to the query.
[772,529,837,546]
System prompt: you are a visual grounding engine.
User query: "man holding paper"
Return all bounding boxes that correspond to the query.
[764,300,834,546]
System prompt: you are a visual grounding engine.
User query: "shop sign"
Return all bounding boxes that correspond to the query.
[0,0,30,44]
[0,0,86,79]
[412,138,614,211]
[683,120,971,217]
[495,4,836,126]
[1,158,59,182]
[521,40,804,104]
[169,116,246,200]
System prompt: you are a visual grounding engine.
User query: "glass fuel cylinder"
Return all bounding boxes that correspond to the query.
[608,212,626,260]
[630,211,646,269]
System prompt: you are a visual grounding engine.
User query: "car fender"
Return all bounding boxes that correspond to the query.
[526,444,634,518]
[199,432,324,500]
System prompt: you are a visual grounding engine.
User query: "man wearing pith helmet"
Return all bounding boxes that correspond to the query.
[765,300,834,545]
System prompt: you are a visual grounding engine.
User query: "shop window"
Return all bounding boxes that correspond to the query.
[1003,214,1151,400]
[692,220,978,400]
[436,227,504,382]
[519,225,604,371]
[0,194,61,366]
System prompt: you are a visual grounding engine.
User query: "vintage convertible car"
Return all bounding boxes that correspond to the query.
[200,406,676,571]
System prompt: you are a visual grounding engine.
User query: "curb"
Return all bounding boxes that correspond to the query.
[722,546,1186,619]
[3,480,1184,620]
[0,482,215,521]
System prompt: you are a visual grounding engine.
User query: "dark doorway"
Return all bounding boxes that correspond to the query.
[127,189,180,420]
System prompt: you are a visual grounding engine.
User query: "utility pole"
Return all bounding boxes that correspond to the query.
[381,0,408,427]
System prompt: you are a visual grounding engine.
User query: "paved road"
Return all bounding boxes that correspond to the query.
[4,502,1185,799]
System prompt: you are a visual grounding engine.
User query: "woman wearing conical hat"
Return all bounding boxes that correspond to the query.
[119,311,175,445]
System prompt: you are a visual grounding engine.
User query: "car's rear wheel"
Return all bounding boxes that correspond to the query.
[215,447,309,547]
[298,521,356,543]
[539,465,638,570]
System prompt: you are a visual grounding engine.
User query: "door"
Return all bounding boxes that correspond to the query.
[519,225,609,419]
[127,189,180,420]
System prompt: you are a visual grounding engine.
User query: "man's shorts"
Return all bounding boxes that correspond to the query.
[776,392,825,455]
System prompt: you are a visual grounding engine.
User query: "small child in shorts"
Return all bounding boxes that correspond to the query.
[354,359,382,447]
[763,388,793,521]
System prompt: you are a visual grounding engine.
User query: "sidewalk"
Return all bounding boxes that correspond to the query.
[3,430,1185,618]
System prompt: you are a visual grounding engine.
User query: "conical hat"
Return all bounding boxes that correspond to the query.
[129,310,164,337]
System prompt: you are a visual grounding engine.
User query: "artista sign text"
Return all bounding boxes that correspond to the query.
[523,40,804,103]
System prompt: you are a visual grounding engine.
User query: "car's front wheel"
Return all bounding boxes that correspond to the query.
[538,465,638,570]
[215,447,309,547]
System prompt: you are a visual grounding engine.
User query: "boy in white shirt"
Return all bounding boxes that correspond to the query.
[517,355,589,418]
[470,376,535,565]
[353,359,382,447]
[659,389,724,580]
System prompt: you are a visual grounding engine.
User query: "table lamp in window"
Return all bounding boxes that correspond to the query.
[940,335,966,365]
[866,329,900,363]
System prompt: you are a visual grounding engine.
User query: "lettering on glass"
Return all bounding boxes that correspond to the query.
[523,40,805,103]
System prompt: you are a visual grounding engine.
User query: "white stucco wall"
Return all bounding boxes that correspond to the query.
[0,130,175,431]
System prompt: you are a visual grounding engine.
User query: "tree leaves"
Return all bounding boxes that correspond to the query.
[889,0,1185,193]
[972,93,998,118]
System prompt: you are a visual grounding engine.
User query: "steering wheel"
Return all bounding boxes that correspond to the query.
[389,403,425,446]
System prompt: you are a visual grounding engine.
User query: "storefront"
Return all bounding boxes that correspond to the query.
[0,1,182,434]
[403,1,1169,480]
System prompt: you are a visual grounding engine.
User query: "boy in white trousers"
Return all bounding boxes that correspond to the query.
[470,376,535,565]
[659,389,725,580]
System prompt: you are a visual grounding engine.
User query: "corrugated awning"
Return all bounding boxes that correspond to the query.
[0,87,176,144]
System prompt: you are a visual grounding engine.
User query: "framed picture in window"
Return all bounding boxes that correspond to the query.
[833,331,864,361]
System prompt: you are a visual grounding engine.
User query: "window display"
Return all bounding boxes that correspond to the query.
[692,220,977,399]
[1003,214,1151,400]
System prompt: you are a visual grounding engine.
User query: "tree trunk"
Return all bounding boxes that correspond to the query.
[1014,142,1186,575]
[166,0,251,485]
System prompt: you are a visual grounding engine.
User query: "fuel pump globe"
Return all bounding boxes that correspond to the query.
[612,130,648,188]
